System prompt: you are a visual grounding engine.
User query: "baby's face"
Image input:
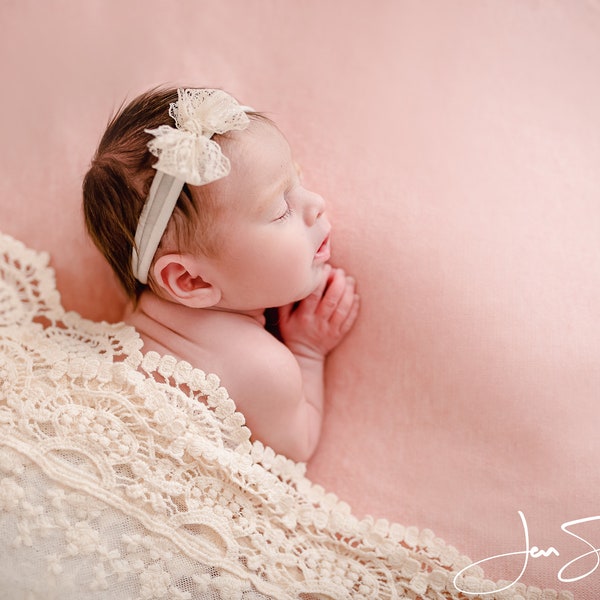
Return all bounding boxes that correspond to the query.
[200,119,331,311]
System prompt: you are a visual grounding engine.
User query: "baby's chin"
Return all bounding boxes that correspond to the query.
[279,286,319,307]
[268,266,331,307]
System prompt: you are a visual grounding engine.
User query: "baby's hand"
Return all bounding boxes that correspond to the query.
[278,265,359,360]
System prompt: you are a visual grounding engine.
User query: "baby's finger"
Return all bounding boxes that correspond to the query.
[328,277,357,329]
[316,268,348,320]
[337,293,360,336]
[297,264,332,315]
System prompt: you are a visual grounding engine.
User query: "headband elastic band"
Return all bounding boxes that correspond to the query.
[131,171,183,285]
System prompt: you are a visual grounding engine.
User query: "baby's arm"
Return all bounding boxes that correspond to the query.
[213,266,358,462]
[276,266,359,457]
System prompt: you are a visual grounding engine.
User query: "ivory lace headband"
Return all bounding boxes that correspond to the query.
[131,88,252,284]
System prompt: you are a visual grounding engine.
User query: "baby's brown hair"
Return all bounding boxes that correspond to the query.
[83,87,223,299]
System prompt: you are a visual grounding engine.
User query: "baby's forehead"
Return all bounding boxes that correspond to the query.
[207,118,294,201]
[234,116,286,143]
[223,118,293,170]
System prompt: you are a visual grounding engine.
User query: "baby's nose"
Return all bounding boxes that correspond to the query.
[306,192,326,224]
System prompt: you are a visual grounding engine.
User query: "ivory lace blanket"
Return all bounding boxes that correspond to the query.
[0,232,570,600]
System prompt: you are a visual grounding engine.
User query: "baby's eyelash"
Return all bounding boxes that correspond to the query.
[276,204,292,221]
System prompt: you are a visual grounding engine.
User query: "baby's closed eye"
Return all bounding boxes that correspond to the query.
[275,201,292,221]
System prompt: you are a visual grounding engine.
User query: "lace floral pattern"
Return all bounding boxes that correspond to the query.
[0,232,572,600]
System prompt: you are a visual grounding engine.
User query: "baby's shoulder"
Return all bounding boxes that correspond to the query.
[212,319,302,402]
[217,319,297,374]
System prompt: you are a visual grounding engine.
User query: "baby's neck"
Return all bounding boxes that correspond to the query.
[134,291,267,329]
[123,291,271,376]
[205,304,267,327]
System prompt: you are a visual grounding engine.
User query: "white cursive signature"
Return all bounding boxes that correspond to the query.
[453,510,600,594]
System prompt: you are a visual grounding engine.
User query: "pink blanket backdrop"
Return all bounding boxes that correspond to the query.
[2,1,599,597]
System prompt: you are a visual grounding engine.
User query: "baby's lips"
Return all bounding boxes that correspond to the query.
[314,235,331,263]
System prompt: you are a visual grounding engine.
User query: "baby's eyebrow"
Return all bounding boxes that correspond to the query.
[254,174,288,216]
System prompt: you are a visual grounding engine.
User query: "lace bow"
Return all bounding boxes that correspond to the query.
[145,88,250,185]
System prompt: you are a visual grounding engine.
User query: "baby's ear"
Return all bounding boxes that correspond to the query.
[152,253,221,308]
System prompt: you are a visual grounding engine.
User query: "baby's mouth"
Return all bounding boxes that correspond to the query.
[315,233,331,262]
